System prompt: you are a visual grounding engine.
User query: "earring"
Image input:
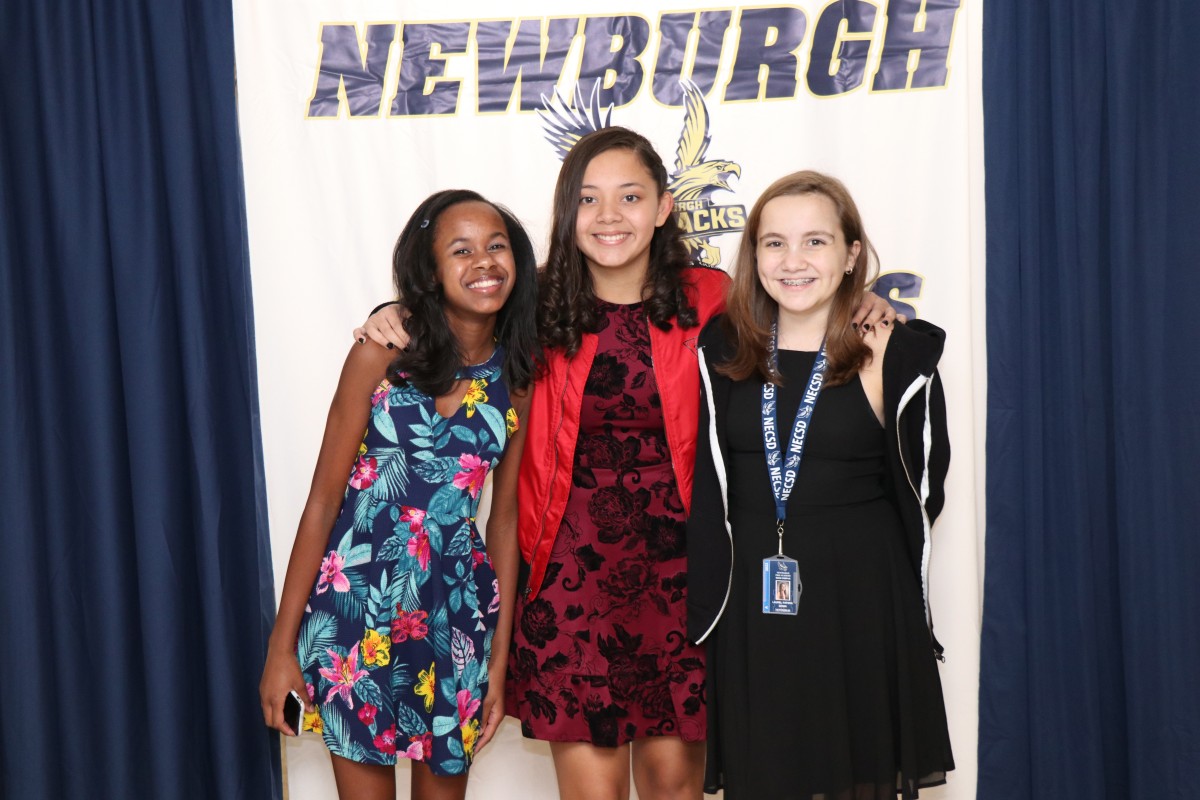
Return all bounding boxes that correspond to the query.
[844,267,853,275]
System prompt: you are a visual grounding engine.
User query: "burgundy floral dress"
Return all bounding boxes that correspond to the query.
[506,301,706,746]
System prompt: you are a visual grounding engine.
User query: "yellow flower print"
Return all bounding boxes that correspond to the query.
[460,379,488,418]
[505,407,519,437]
[460,718,480,760]
[302,708,323,734]
[361,629,391,667]
[415,662,436,712]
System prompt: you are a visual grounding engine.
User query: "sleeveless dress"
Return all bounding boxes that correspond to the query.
[296,348,517,776]
[709,349,953,799]
[506,301,706,745]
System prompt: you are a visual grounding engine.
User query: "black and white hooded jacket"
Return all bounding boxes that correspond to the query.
[686,314,951,657]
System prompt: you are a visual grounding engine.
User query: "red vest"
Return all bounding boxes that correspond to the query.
[516,267,729,598]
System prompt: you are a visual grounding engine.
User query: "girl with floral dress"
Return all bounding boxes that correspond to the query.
[259,190,539,800]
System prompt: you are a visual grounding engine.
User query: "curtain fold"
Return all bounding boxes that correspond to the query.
[980,2,1200,798]
[0,2,279,797]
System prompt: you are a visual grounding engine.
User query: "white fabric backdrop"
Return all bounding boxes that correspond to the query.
[231,2,985,796]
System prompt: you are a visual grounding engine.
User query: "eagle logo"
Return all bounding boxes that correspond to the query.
[538,79,745,268]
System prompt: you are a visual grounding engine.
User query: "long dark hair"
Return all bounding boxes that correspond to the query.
[387,189,541,394]
[539,126,697,355]
[719,171,877,387]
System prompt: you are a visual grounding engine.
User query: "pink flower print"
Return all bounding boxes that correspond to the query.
[390,608,429,643]
[452,453,490,499]
[406,732,433,761]
[456,689,481,723]
[318,645,368,709]
[370,381,390,410]
[315,551,350,594]
[399,506,426,534]
[358,703,378,727]
[348,455,379,490]
[407,529,431,570]
[373,725,397,755]
[488,578,501,615]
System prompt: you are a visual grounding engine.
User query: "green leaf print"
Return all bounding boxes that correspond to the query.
[432,715,458,737]
[296,611,338,670]
[330,571,368,618]
[428,603,451,654]
[450,425,478,445]
[394,698,427,738]
[428,482,468,521]
[365,447,409,500]
[459,660,483,693]
[321,708,364,762]
[352,492,383,534]
[395,568,423,613]
[439,673,458,705]
[413,456,461,485]
[377,533,406,562]
[444,524,473,557]
[372,406,399,444]
[475,402,507,448]
[424,517,444,554]
[354,674,385,709]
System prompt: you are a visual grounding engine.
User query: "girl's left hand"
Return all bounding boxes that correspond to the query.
[476,678,505,755]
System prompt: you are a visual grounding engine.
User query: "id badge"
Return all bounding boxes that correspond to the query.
[762,555,800,615]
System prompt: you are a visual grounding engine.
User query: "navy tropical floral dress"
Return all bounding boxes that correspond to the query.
[296,348,518,776]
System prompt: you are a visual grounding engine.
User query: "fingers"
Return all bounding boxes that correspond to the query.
[378,310,409,350]
[259,653,310,736]
[476,696,503,754]
[853,292,897,336]
[360,305,409,349]
[260,691,286,734]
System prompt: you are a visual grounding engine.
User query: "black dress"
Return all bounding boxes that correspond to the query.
[708,349,953,799]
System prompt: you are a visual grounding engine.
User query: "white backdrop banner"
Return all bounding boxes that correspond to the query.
[232,2,984,797]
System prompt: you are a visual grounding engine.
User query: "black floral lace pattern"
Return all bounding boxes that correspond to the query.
[505,302,706,745]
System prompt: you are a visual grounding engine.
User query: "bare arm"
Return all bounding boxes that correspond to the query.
[258,341,392,734]
[475,388,531,754]
[353,301,410,349]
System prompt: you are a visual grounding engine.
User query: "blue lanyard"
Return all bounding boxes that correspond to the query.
[761,326,827,525]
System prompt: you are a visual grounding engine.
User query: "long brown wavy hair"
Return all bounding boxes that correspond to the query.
[719,171,878,387]
[538,126,697,355]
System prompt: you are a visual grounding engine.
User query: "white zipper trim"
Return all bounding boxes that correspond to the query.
[694,347,733,644]
[896,373,935,631]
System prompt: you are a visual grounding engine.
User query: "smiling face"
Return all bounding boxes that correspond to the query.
[755,192,861,331]
[433,201,516,324]
[574,147,674,284]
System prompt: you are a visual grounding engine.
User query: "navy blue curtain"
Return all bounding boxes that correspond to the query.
[981,2,1200,798]
[0,3,279,798]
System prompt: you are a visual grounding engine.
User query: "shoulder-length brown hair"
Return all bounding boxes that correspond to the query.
[718,170,878,387]
[538,126,696,356]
